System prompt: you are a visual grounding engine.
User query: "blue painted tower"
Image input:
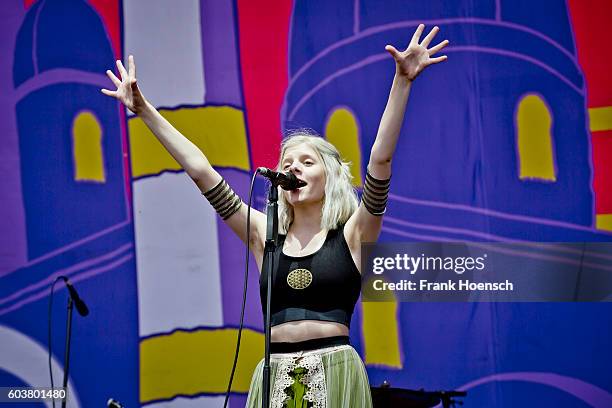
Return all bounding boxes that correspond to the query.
[13,0,127,259]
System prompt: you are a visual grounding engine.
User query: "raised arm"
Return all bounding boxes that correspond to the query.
[101,56,266,264]
[345,25,449,247]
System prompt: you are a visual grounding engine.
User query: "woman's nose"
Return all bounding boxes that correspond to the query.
[289,163,301,173]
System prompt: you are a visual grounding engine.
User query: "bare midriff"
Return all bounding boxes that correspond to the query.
[271,320,349,343]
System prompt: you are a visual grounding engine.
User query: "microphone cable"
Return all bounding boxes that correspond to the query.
[223,170,259,408]
[48,276,64,408]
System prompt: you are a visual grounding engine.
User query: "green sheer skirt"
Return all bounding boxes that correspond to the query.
[245,345,372,408]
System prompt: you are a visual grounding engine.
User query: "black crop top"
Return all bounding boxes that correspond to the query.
[260,226,361,327]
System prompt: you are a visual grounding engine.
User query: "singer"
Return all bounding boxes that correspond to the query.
[102,24,448,408]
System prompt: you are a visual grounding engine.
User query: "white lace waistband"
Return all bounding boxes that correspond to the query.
[269,344,354,408]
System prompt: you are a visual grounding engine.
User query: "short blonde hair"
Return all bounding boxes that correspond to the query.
[277,129,359,233]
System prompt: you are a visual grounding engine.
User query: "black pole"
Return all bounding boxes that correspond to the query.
[262,183,279,408]
[61,297,74,408]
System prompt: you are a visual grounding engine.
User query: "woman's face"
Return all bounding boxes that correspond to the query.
[280,144,326,207]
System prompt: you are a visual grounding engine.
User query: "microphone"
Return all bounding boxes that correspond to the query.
[59,276,89,317]
[107,398,124,408]
[257,167,307,191]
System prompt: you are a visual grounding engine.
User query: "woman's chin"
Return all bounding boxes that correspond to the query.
[287,194,304,206]
[288,196,326,209]
[286,187,304,199]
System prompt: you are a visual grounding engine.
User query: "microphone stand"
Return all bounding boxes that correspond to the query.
[62,297,74,408]
[262,181,279,408]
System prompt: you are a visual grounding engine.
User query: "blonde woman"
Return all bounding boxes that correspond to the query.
[102,24,448,408]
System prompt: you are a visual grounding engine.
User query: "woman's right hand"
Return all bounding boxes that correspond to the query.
[101,55,146,114]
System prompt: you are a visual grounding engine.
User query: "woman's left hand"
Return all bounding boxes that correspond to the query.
[385,24,449,81]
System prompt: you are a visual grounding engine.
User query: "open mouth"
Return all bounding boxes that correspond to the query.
[292,178,307,190]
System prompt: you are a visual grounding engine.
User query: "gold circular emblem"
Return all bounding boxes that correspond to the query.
[287,268,313,290]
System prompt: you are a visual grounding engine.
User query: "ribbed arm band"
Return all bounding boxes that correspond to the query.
[361,170,390,216]
[202,179,243,220]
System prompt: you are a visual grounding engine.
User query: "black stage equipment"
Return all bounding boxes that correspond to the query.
[371,382,467,408]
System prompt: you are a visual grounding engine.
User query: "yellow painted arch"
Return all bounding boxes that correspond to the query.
[516,94,556,181]
[324,107,363,187]
[73,111,106,182]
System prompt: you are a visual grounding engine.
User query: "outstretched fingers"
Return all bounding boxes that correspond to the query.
[385,44,402,60]
[427,55,448,65]
[420,26,439,48]
[410,24,425,47]
[100,88,117,97]
[116,59,128,80]
[428,39,449,56]
[106,69,122,88]
[128,55,136,79]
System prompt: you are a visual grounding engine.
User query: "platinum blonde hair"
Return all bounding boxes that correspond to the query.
[277,130,359,233]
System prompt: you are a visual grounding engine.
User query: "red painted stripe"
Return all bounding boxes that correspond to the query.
[592,130,612,214]
[236,0,293,169]
[567,0,612,108]
[567,0,612,215]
